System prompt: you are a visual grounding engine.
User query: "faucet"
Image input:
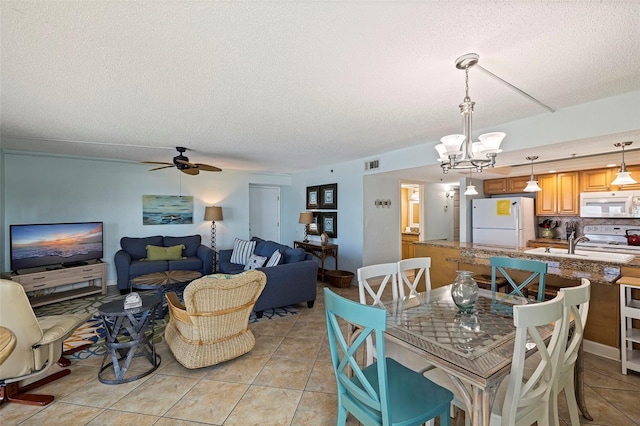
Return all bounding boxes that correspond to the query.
[568,231,590,254]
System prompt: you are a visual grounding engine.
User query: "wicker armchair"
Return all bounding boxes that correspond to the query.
[164,270,267,369]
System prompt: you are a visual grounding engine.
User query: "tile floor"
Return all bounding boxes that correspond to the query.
[2,283,640,425]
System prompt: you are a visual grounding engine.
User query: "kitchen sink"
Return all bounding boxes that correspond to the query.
[523,247,635,263]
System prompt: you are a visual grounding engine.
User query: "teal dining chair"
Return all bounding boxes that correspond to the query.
[490,256,548,301]
[323,288,453,426]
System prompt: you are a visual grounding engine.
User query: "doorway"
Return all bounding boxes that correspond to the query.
[249,185,281,242]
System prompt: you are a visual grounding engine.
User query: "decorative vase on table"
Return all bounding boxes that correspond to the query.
[451,271,479,313]
[320,232,329,246]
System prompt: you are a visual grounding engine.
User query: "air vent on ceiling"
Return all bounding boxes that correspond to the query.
[365,159,380,170]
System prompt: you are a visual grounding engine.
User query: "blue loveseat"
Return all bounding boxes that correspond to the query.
[218,237,318,317]
[114,235,213,293]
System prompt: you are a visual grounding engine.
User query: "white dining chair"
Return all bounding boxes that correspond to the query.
[397,257,432,299]
[552,279,591,426]
[356,263,399,366]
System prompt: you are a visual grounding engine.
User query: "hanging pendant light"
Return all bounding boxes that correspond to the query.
[611,141,637,186]
[523,156,542,192]
[435,53,505,174]
[464,169,478,196]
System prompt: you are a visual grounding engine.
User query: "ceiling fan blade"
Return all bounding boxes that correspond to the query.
[181,167,199,175]
[195,163,222,172]
[148,165,175,171]
[175,159,197,168]
[142,161,173,165]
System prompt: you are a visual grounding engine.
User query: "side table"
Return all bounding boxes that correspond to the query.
[98,295,161,384]
[294,240,338,282]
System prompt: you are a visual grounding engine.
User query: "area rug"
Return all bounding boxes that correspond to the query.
[33,290,298,360]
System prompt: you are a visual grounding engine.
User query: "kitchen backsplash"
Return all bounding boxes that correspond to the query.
[535,216,640,240]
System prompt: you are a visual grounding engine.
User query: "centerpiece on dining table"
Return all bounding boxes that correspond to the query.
[450,270,479,313]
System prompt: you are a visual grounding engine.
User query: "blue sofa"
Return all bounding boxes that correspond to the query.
[114,235,213,293]
[218,237,318,317]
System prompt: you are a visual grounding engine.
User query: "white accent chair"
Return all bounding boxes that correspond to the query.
[0,279,89,406]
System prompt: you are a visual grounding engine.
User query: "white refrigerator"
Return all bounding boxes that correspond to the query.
[472,197,535,247]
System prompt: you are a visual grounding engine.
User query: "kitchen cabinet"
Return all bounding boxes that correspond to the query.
[580,165,640,192]
[580,168,616,192]
[482,176,530,194]
[536,172,579,216]
[401,233,419,259]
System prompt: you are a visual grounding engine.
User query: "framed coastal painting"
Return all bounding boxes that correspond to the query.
[306,186,320,210]
[321,212,337,238]
[142,195,193,225]
[320,183,337,209]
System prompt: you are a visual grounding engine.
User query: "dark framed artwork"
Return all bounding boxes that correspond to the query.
[308,212,321,235]
[321,212,337,238]
[320,183,338,209]
[306,186,320,210]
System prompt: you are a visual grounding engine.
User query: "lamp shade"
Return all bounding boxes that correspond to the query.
[299,212,313,224]
[464,185,478,196]
[611,171,638,186]
[523,180,542,192]
[204,206,223,221]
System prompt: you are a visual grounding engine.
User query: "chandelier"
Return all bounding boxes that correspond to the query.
[436,53,505,173]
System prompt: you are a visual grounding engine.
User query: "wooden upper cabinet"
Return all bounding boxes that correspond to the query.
[508,175,531,193]
[536,173,557,215]
[536,172,578,216]
[483,178,507,194]
[556,172,579,215]
[580,168,615,192]
[581,165,640,191]
[483,176,531,194]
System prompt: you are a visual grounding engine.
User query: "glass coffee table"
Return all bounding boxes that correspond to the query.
[130,270,202,318]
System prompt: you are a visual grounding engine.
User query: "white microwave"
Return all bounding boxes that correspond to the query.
[580,190,640,218]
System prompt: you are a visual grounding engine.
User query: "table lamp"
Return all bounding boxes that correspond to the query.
[299,212,313,242]
[204,206,223,271]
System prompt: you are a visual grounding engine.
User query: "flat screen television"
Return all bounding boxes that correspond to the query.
[10,222,103,272]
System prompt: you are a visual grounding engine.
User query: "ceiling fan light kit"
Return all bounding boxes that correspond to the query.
[436,53,505,174]
[142,147,221,175]
[611,141,638,186]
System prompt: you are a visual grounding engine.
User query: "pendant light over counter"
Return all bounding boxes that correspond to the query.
[523,156,542,192]
[611,141,637,186]
[464,169,478,196]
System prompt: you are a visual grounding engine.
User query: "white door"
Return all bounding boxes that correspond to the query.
[249,185,280,242]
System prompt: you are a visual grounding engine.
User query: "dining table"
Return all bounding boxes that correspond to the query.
[381,285,588,426]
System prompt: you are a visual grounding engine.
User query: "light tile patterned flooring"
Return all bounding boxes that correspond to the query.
[2,283,640,425]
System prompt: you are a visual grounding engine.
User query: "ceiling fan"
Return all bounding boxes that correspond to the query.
[142,146,221,175]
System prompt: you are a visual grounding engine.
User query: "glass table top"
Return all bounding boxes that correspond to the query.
[382,286,545,381]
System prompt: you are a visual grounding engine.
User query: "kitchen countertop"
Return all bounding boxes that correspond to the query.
[414,239,640,284]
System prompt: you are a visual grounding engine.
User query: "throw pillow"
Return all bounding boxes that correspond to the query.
[265,249,282,267]
[144,244,185,261]
[244,254,267,270]
[230,238,256,265]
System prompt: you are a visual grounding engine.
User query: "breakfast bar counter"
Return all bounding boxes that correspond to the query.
[413,239,640,350]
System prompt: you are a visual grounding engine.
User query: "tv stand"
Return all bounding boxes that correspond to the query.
[62,261,88,268]
[6,261,107,307]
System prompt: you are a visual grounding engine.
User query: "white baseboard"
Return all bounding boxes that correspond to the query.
[583,339,619,361]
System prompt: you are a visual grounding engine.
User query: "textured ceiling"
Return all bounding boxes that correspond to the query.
[1,1,639,180]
